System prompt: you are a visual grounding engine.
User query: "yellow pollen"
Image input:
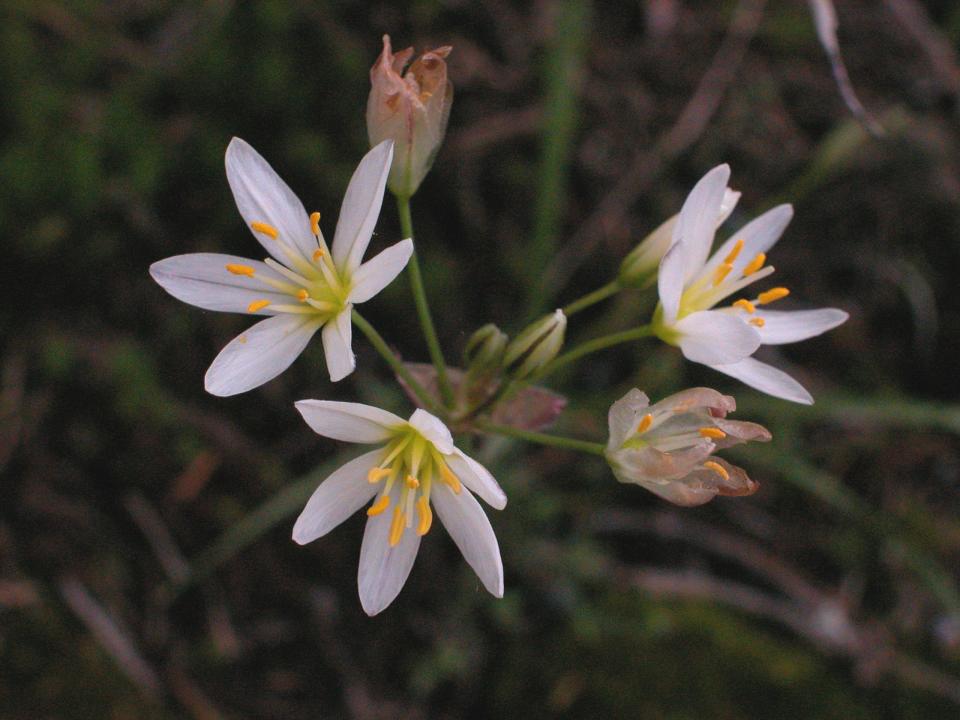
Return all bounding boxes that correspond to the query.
[405,474,420,489]
[742,253,766,276]
[699,427,727,439]
[250,221,278,239]
[749,317,766,327]
[636,413,653,434]
[758,287,790,304]
[723,238,745,264]
[733,299,756,313]
[713,262,734,286]
[296,289,310,302]
[312,248,325,262]
[388,506,405,547]
[367,467,391,483]
[440,464,462,494]
[415,497,433,536]
[366,494,390,516]
[309,211,321,236]
[225,263,255,277]
[246,299,270,313]
[703,460,730,481]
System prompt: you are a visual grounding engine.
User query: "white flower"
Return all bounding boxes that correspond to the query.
[292,401,507,616]
[605,387,771,507]
[653,165,848,404]
[150,139,413,395]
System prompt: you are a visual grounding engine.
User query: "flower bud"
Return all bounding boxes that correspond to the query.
[366,35,453,198]
[464,323,508,374]
[504,310,566,380]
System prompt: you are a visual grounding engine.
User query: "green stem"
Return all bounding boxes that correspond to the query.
[352,309,437,413]
[396,195,455,407]
[532,324,655,382]
[562,280,622,316]
[478,420,606,456]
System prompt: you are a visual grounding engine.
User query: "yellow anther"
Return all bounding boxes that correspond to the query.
[742,253,766,276]
[367,467,391,483]
[699,427,727,439]
[226,263,255,277]
[749,317,766,327]
[758,287,790,304]
[296,289,310,302]
[312,248,325,262]
[247,299,270,313]
[723,238,745,264]
[636,413,653,434]
[713,262,734,286]
[366,494,390,516]
[439,464,462,494]
[250,221,278,239]
[309,211,321,236]
[405,474,420,489]
[415,497,433,536]
[733,299,756,314]
[388,506,405,547]
[703,460,730,481]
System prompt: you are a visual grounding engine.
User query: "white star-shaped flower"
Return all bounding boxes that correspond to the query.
[292,401,507,616]
[150,138,413,395]
[653,164,848,404]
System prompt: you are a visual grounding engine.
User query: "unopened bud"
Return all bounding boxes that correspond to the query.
[504,310,566,380]
[366,35,453,198]
[464,323,508,374]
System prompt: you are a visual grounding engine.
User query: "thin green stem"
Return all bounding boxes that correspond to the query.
[396,195,455,407]
[352,309,437,413]
[562,280,622,316]
[478,420,606,456]
[532,324,655,382]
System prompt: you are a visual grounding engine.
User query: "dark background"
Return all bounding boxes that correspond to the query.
[4,1,960,717]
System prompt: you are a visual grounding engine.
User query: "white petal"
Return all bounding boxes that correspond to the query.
[606,388,651,449]
[755,308,848,345]
[294,400,404,443]
[657,240,688,325]
[431,485,504,598]
[709,357,814,404]
[357,485,421,616]
[408,409,454,454]
[322,307,355,382]
[149,253,291,314]
[673,310,761,365]
[446,450,507,510]
[349,239,414,304]
[292,450,382,544]
[698,204,793,285]
[332,141,393,274]
[225,138,315,264]
[204,314,320,396]
[717,188,741,226]
[674,164,730,278]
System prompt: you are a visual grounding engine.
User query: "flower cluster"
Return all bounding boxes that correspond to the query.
[150,36,848,614]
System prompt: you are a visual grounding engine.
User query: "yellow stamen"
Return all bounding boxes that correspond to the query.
[247,299,270,313]
[312,248,325,262]
[703,460,730,481]
[758,287,790,304]
[309,211,321,236]
[742,253,766,276]
[367,467,391,483]
[226,263,255,277]
[415,497,433,536]
[388,506,405,547]
[296,289,309,302]
[699,427,727,439]
[636,413,653,434]
[405,474,420,489]
[733,299,756,314]
[439,464,462,494]
[713,262,734,286]
[251,221,278,239]
[723,238,745,264]
[366,494,390,516]
[749,317,766,327]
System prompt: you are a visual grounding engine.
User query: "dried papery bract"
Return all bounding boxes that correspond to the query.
[605,387,771,507]
[367,34,453,198]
